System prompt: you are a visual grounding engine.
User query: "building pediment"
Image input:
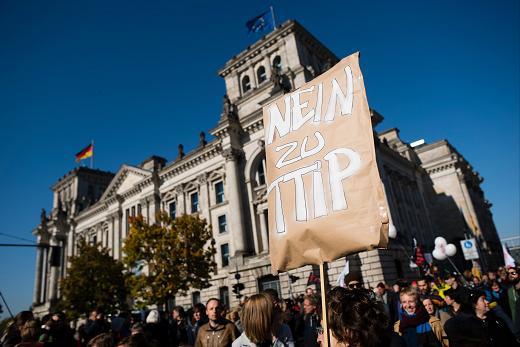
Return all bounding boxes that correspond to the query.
[100,165,152,201]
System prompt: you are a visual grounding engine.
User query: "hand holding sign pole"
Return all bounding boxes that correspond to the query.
[263,53,389,347]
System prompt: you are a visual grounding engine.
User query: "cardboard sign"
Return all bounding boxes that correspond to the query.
[460,238,479,260]
[263,52,389,273]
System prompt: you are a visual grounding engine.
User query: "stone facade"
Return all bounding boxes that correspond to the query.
[32,20,502,316]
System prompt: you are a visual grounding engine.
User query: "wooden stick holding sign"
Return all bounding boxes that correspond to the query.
[319,262,330,347]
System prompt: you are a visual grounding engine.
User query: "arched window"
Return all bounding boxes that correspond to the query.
[242,75,251,93]
[257,66,267,83]
[255,157,266,186]
[273,55,282,71]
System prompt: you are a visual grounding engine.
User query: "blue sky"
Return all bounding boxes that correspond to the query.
[0,0,518,319]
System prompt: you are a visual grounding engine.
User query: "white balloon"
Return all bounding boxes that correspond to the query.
[445,244,457,257]
[434,237,447,247]
[388,224,397,239]
[433,248,447,260]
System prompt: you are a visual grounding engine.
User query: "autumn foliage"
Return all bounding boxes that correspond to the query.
[59,239,128,320]
[123,212,216,307]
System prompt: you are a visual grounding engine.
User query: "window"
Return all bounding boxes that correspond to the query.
[256,159,266,186]
[242,75,251,93]
[219,287,230,309]
[257,66,267,83]
[258,275,281,295]
[218,215,227,233]
[221,243,230,267]
[125,209,130,230]
[190,192,199,213]
[273,55,282,71]
[167,297,176,313]
[215,181,225,203]
[131,206,136,217]
[169,201,177,219]
[137,203,142,216]
[192,291,201,306]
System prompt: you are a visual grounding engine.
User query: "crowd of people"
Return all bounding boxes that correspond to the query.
[1,265,519,347]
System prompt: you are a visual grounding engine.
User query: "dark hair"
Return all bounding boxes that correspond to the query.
[444,288,464,303]
[14,311,34,327]
[327,287,390,347]
[263,288,279,301]
[173,306,185,317]
[467,290,486,306]
[117,333,149,347]
[88,332,113,347]
[193,303,206,313]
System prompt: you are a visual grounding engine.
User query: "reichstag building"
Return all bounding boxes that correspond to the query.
[32,20,502,316]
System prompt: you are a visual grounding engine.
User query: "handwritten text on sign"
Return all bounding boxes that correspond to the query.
[266,66,362,234]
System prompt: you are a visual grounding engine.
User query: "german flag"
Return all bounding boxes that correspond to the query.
[75,144,93,162]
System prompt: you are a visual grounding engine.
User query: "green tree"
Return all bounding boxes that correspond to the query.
[123,212,216,308]
[58,239,128,320]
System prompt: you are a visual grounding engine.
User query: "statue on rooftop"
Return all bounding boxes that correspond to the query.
[199,132,207,147]
[40,208,47,226]
[221,94,238,122]
[177,144,185,160]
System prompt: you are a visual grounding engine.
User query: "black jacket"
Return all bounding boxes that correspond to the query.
[445,311,518,347]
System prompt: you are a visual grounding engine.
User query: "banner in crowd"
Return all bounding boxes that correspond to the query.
[263,52,389,273]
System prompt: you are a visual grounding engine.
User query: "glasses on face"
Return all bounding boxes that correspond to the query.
[348,282,363,289]
[509,271,518,276]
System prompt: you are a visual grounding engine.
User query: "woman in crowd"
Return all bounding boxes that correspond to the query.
[1,311,34,347]
[171,306,189,346]
[444,289,518,347]
[232,293,292,347]
[394,287,447,347]
[187,303,207,345]
[484,280,510,316]
[326,286,405,347]
[421,298,438,321]
[14,320,44,347]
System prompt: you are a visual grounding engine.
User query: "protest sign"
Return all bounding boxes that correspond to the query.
[263,52,389,273]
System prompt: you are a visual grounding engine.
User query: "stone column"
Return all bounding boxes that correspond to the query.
[247,182,260,255]
[107,216,114,257]
[147,195,159,224]
[223,148,246,256]
[263,55,271,80]
[114,212,122,260]
[48,236,60,301]
[176,186,186,215]
[33,244,44,304]
[40,246,49,303]
[259,209,269,253]
[198,174,210,222]
[67,224,75,266]
[458,173,481,235]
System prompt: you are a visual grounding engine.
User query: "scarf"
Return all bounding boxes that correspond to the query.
[399,306,430,333]
[400,306,433,347]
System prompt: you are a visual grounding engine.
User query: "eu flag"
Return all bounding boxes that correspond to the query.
[246,11,274,34]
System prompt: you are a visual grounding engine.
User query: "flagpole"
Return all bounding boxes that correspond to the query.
[90,139,94,169]
[270,5,276,30]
